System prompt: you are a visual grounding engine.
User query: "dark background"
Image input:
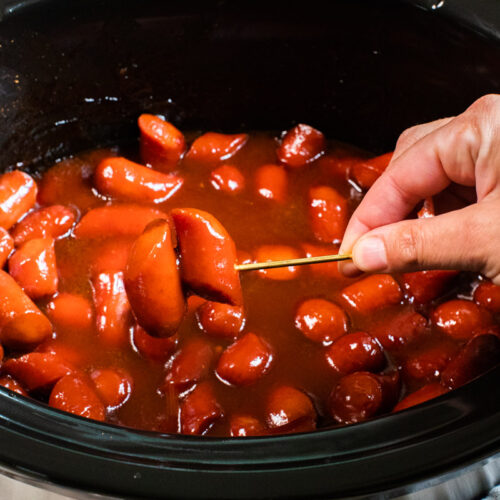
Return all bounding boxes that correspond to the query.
[0,0,498,172]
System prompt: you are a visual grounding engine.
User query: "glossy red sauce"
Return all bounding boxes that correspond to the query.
[0,118,498,436]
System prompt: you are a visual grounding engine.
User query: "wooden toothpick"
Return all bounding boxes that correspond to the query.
[235,253,352,272]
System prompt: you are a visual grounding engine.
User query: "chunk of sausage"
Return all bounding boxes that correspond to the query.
[132,324,178,363]
[325,331,385,376]
[45,293,93,330]
[9,238,58,299]
[0,271,52,348]
[340,274,403,314]
[186,133,248,164]
[266,385,316,433]
[255,164,287,202]
[308,186,348,244]
[402,270,459,305]
[138,114,186,170]
[171,208,242,305]
[74,204,167,238]
[125,219,185,337]
[474,281,500,314]
[92,271,133,347]
[0,171,37,230]
[2,352,73,391]
[432,299,492,341]
[180,382,224,435]
[393,382,448,412]
[0,228,14,267]
[163,338,214,393]
[441,334,500,389]
[229,415,266,437]
[94,157,183,203]
[49,373,105,421]
[329,371,399,424]
[196,301,245,339]
[277,124,325,168]
[351,152,393,189]
[210,165,245,193]
[11,205,76,246]
[254,245,302,281]
[216,333,273,386]
[295,298,348,344]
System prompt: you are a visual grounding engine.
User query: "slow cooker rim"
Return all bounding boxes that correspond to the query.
[0,364,498,468]
[0,367,499,499]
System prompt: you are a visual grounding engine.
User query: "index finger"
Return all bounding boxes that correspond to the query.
[340,113,480,255]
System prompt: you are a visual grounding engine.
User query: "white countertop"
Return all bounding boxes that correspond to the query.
[0,474,71,500]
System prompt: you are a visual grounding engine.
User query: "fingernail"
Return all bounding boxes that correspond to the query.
[353,237,388,271]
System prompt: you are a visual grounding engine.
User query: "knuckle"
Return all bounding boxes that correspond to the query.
[470,93,500,113]
[390,223,423,268]
[395,126,419,150]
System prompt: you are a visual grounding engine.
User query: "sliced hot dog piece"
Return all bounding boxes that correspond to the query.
[46,293,93,330]
[49,373,105,421]
[441,334,500,389]
[417,197,435,218]
[229,415,266,437]
[132,324,178,363]
[11,205,76,246]
[351,152,393,189]
[90,239,133,275]
[179,381,224,435]
[196,301,245,339]
[0,375,28,396]
[402,270,459,305]
[210,165,245,193]
[2,352,73,391]
[340,274,403,314]
[329,371,399,424]
[94,157,183,203]
[254,245,302,281]
[308,186,348,244]
[216,332,273,386]
[9,237,58,299]
[432,299,492,341]
[73,204,167,239]
[301,243,345,280]
[0,170,37,230]
[125,219,185,337]
[186,132,248,164]
[266,386,316,433]
[370,311,427,351]
[255,164,287,202]
[325,331,385,376]
[90,367,133,409]
[92,271,133,347]
[163,338,214,393]
[138,114,186,170]
[35,339,86,367]
[0,270,52,348]
[295,298,348,344]
[277,124,325,168]
[473,281,500,314]
[0,228,14,268]
[171,208,243,305]
[393,382,448,412]
[403,340,458,382]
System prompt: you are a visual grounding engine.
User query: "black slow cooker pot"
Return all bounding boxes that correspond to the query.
[0,1,499,498]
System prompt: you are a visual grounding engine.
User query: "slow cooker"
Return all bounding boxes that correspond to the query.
[0,1,499,498]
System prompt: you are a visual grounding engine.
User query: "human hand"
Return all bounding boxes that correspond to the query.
[339,94,500,285]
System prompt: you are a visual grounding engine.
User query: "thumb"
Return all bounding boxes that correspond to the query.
[350,202,498,277]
